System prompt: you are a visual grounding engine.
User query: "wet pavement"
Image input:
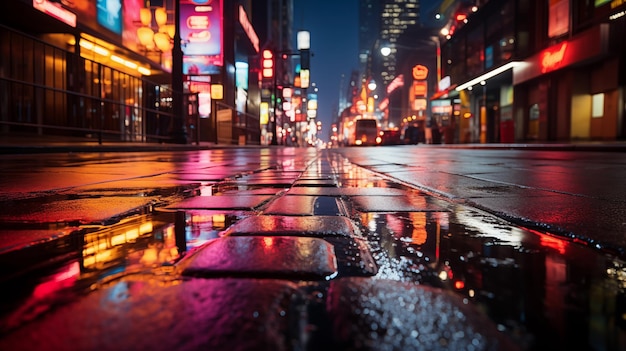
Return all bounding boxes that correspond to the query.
[0,147,625,350]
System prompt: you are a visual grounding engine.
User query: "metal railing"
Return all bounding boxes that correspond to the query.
[0,25,182,144]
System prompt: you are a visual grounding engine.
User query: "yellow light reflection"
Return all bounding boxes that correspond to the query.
[83,250,113,267]
[139,222,153,235]
[140,247,159,266]
[263,237,274,248]
[82,219,156,269]
[409,212,427,245]
[212,214,226,225]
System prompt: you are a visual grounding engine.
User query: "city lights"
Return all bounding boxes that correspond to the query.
[262,49,274,78]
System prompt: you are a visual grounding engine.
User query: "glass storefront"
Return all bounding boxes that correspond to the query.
[0,25,176,142]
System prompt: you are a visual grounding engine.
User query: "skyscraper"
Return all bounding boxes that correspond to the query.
[358,0,382,74]
[379,0,420,86]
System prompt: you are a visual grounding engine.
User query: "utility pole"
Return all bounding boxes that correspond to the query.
[170,0,187,144]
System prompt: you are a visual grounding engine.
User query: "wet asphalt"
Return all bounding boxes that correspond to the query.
[0,142,625,350]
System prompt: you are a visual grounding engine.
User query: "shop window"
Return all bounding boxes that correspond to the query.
[592,93,604,118]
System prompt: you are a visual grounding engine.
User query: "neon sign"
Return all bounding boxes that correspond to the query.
[33,0,77,27]
[181,0,223,74]
[239,6,259,53]
[387,74,404,94]
[541,42,568,73]
[412,65,429,80]
[413,81,428,97]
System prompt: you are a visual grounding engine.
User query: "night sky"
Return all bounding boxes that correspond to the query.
[293,0,360,141]
[293,0,442,142]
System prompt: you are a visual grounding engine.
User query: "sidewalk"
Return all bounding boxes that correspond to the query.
[0,134,225,154]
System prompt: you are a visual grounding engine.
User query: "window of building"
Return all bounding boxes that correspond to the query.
[592,93,604,118]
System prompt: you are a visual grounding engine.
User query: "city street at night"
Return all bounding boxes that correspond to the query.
[0,144,625,350]
[2,0,626,349]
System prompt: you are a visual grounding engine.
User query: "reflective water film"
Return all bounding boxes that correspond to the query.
[352,205,626,350]
[0,149,624,350]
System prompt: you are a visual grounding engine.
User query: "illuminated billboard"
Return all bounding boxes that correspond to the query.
[32,0,77,27]
[97,0,122,35]
[181,0,223,75]
[33,0,126,37]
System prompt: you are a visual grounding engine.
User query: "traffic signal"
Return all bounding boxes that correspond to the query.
[300,49,310,70]
[262,49,274,79]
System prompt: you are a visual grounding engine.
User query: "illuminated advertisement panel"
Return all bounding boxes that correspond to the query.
[548,0,569,38]
[33,0,127,38]
[32,0,77,27]
[181,0,223,75]
[122,0,143,52]
[97,0,122,35]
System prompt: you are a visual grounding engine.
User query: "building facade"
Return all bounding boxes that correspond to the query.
[437,0,626,143]
[252,0,296,145]
[0,0,265,144]
[355,0,445,140]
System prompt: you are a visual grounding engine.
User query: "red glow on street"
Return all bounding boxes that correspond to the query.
[539,234,567,255]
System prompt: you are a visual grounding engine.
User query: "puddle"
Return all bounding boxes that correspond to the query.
[330,156,626,350]
[351,206,626,350]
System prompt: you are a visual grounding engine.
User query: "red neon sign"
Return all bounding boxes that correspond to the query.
[541,42,568,73]
[33,0,77,27]
[239,6,259,53]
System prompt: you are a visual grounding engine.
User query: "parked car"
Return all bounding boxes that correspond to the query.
[403,125,425,144]
[380,129,402,145]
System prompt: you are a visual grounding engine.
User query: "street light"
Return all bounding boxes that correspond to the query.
[380,46,392,57]
[368,79,377,91]
[297,31,310,50]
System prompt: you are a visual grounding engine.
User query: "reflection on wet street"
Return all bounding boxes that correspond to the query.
[358,208,626,350]
[0,149,624,350]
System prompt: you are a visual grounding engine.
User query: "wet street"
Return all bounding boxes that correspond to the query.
[0,145,625,350]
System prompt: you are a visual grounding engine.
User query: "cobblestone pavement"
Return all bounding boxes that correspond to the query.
[0,149,519,351]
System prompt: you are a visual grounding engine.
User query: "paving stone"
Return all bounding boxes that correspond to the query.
[237,172,301,180]
[263,195,342,216]
[297,174,334,180]
[0,196,154,225]
[286,187,409,196]
[180,236,338,280]
[0,228,80,254]
[293,179,338,187]
[222,215,361,238]
[0,278,305,351]
[327,277,518,351]
[323,236,378,277]
[217,188,287,196]
[338,178,396,188]
[73,180,201,195]
[174,172,235,181]
[350,195,450,212]
[166,195,273,210]
[218,179,296,187]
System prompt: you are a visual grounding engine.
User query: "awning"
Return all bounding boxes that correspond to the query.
[430,84,457,100]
